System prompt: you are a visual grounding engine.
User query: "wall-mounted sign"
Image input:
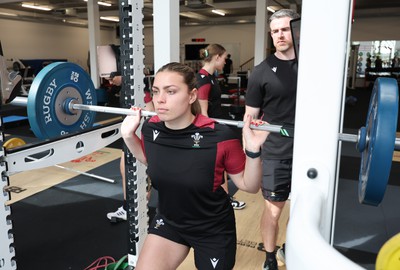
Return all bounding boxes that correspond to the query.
[191,38,206,42]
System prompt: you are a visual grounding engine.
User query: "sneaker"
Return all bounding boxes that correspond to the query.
[106,206,127,222]
[230,197,246,210]
[262,258,278,270]
[276,243,285,264]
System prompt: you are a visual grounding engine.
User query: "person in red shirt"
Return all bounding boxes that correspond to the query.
[196,44,246,210]
[121,62,269,269]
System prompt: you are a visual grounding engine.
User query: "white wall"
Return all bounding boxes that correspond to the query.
[0,18,119,73]
[351,17,400,41]
[144,24,255,74]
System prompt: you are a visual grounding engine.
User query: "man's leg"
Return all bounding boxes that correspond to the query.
[260,159,292,269]
[261,200,285,270]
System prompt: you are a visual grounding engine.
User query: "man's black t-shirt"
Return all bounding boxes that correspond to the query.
[223,58,233,75]
[245,54,297,159]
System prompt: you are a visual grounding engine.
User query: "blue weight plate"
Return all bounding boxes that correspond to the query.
[359,77,399,206]
[27,62,97,139]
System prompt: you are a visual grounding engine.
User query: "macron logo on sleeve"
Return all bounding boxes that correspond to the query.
[153,130,160,141]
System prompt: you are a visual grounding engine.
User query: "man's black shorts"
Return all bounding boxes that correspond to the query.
[261,159,292,202]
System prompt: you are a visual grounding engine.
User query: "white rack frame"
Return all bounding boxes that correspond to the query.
[287,0,366,268]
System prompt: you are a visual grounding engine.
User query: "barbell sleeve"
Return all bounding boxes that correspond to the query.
[10,96,28,107]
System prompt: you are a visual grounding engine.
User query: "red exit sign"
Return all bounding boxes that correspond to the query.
[191,38,206,42]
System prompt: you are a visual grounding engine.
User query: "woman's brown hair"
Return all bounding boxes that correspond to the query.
[199,44,226,62]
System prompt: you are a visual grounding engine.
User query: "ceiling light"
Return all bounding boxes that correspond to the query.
[211,9,225,16]
[21,3,52,11]
[267,6,276,13]
[100,16,119,22]
[65,20,88,26]
[84,0,112,7]
[98,1,111,7]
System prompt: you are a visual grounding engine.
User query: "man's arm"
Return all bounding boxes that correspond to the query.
[242,105,261,150]
[244,105,260,120]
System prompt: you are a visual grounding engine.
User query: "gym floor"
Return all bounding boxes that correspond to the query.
[2,85,400,269]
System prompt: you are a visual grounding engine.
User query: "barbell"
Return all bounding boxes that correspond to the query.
[5,62,400,206]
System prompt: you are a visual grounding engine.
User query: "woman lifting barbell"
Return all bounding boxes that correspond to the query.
[121,62,270,270]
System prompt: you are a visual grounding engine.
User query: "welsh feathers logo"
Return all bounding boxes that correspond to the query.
[191,132,203,148]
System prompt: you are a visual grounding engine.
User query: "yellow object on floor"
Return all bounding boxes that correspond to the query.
[376,232,400,270]
[3,137,26,150]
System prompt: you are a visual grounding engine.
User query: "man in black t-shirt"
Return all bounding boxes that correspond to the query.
[244,9,300,270]
[223,53,233,85]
